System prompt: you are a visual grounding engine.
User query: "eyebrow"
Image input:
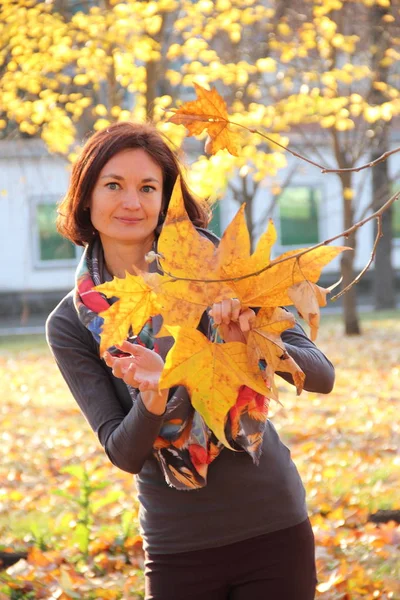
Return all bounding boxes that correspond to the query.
[100,174,160,183]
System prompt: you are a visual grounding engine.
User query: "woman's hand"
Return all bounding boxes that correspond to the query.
[209,298,255,343]
[104,341,167,415]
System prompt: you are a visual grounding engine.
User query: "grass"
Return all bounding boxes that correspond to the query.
[0,312,399,598]
[0,334,49,354]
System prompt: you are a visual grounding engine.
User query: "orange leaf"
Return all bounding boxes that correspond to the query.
[168,83,240,156]
[231,244,350,307]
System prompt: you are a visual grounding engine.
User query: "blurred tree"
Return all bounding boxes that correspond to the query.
[369,3,396,311]
[267,0,400,334]
[0,0,188,152]
[0,0,291,222]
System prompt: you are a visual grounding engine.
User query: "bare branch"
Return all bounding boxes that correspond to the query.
[331,217,383,301]
[228,120,400,175]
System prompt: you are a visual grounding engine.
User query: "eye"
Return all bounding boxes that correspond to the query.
[141,185,156,193]
[106,182,120,190]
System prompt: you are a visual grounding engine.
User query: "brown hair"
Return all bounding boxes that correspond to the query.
[57,121,210,246]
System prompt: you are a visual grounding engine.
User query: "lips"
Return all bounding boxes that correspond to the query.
[115,217,143,224]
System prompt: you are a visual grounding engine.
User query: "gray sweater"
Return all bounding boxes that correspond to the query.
[46,292,334,554]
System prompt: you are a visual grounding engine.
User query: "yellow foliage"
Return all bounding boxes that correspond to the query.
[335,118,355,131]
[321,115,336,128]
[343,187,353,201]
[95,272,163,354]
[247,307,304,394]
[363,105,382,123]
[277,22,291,37]
[73,74,89,86]
[94,104,108,117]
[255,57,276,73]
[93,118,111,130]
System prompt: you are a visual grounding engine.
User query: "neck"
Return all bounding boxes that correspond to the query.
[100,235,155,278]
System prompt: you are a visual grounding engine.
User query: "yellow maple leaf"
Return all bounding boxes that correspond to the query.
[168,83,241,156]
[232,244,349,308]
[218,204,277,281]
[95,271,163,354]
[158,176,217,278]
[159,326,270,448]
[157,176,234,310]
[247,308,305,395]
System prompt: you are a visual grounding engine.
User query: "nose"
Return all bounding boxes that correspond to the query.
[122,189,141,210]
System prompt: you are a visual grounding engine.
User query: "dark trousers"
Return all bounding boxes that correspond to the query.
[144,518,317,600]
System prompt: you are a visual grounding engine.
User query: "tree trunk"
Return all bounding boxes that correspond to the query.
[145,17,167,120]
[340,171,361,335]
[372,153,394,309]
[341,233,361,335]
[370,4,395,310]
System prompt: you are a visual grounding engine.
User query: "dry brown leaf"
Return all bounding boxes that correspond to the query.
[287,280,330,341]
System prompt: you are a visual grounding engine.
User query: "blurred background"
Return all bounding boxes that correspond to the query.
[0,0,399,338]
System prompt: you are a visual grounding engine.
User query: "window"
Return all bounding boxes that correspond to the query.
[32,196,79,267]
[277,186,321,246]
[208,202,221,237]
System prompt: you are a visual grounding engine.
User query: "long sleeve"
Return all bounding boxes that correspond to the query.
[46,295,164,475]
[279,321,335,394]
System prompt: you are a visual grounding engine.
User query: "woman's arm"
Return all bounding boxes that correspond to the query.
[46,299,165,475]
[280,321,335,394]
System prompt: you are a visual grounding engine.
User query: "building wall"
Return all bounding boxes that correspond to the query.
[0,141,78,299]
[0,138,399,310]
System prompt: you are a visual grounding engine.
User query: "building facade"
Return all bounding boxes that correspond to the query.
[0,138,399,318]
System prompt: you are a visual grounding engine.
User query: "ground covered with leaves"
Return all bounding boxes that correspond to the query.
[0,313,399,599]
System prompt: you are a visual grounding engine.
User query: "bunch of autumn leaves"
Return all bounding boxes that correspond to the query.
[95,179,347,447]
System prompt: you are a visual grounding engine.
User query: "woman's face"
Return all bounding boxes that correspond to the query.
[90,148,163,248]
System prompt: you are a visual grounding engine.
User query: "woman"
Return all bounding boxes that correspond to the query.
[46,121,334,600]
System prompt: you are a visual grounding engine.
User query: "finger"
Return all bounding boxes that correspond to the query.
[103,351,115,367]
[210,302,222,325]
[221,298,232,324]
[117,340,140,354]
[123,363,139,387]
[117,356,139,370]
[231,298,241,322]
[239,308,255,332]
[112,361,125,379]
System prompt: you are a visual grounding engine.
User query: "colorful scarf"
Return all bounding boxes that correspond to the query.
[74,238,270,490]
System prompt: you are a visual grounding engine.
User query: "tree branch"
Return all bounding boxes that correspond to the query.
[157,188,400,291]
[331,216,382,301]
[227,120,400,175]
